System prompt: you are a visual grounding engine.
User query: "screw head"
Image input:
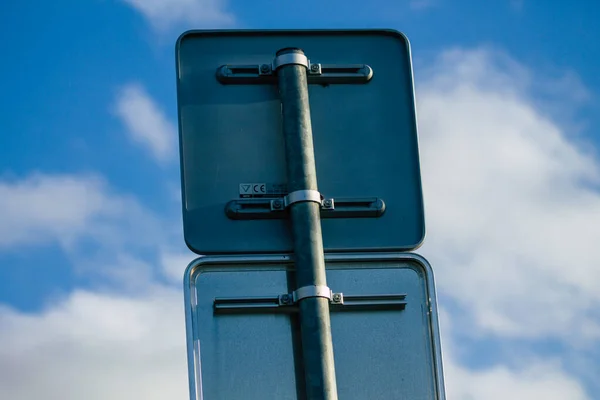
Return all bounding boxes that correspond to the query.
[332,293,342,302]
[323,199,333,208]
[310,64,319,71]
[272,200,283,210]
[260,64,270,73]
[281,294,290,304]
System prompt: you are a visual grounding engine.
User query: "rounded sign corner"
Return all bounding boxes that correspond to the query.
[183,236,201,257]
[403,252,434,277]
[175,30,197,52]
[411,225,427,252]
[183,256,204,285]
[374,28,412,50]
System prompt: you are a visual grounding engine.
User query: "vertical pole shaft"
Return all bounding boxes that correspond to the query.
[276,48,339,400]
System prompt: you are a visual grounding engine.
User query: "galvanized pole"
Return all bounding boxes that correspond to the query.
[274,48,339,400]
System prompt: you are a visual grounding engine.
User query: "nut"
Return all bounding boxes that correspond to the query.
[272,200,283,210]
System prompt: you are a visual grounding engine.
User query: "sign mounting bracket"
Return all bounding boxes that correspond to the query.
[213,292,407,314]
[216,62,373,85]
[225,197,385,220]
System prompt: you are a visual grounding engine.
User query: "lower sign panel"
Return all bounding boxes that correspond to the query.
[184,253,445,399]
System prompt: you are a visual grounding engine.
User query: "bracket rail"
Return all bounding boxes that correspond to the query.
[216,63,373,85]
[214,293,407,314]
[225,197,385,220]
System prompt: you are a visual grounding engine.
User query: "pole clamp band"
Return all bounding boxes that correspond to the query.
[270,190,335,211]
[272,53,309,71]
[285,189,322,207]
[270,190,324,210]
[278,286,344,306]
[294,285,332,302]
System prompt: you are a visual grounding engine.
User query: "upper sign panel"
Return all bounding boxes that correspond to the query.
[176,29,425,255]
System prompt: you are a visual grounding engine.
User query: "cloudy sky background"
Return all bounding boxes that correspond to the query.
[1,1,599,399]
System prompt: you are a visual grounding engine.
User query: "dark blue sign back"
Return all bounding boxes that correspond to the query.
[176,29,425,254]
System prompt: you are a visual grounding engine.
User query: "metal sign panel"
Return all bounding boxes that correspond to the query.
[183,253,445,399]
[175,29,425,255]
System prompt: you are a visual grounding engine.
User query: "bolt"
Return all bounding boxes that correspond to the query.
[323,199,333,208]
[260,64,270,73]
[281,294,290,304]
[272,200,283,210]
[310,64,319,72]
[332,293,342,303]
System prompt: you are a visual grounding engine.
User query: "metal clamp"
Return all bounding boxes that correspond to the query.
[286,189,322,207]
[294,285,332,302]
[270,190,332,210]
[279,285,344,306]
[272,53,309,70]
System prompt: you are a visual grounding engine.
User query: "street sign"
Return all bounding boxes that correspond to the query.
[175,29,425,255]
[183,252,446,399]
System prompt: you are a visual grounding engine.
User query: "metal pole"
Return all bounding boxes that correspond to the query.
[275,48,339,400]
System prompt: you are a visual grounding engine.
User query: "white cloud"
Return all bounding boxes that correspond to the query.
[122,0,234,30]
[445,357,590,400]
[114,84,176,164]
[0,171,190,399]
[0,173,159,252]
[160,249,197,283]
[417,47,591,127]
[437,309,591,399]
[0,286,188,400]
[417,48,600,341]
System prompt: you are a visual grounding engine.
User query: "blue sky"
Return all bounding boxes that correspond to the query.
[1,1,599,399]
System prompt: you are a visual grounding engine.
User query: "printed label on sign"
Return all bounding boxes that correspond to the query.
[239,183,287,198]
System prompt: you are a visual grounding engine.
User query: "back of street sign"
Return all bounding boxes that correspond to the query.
[175,29,425,255]
[183,252,446,400]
